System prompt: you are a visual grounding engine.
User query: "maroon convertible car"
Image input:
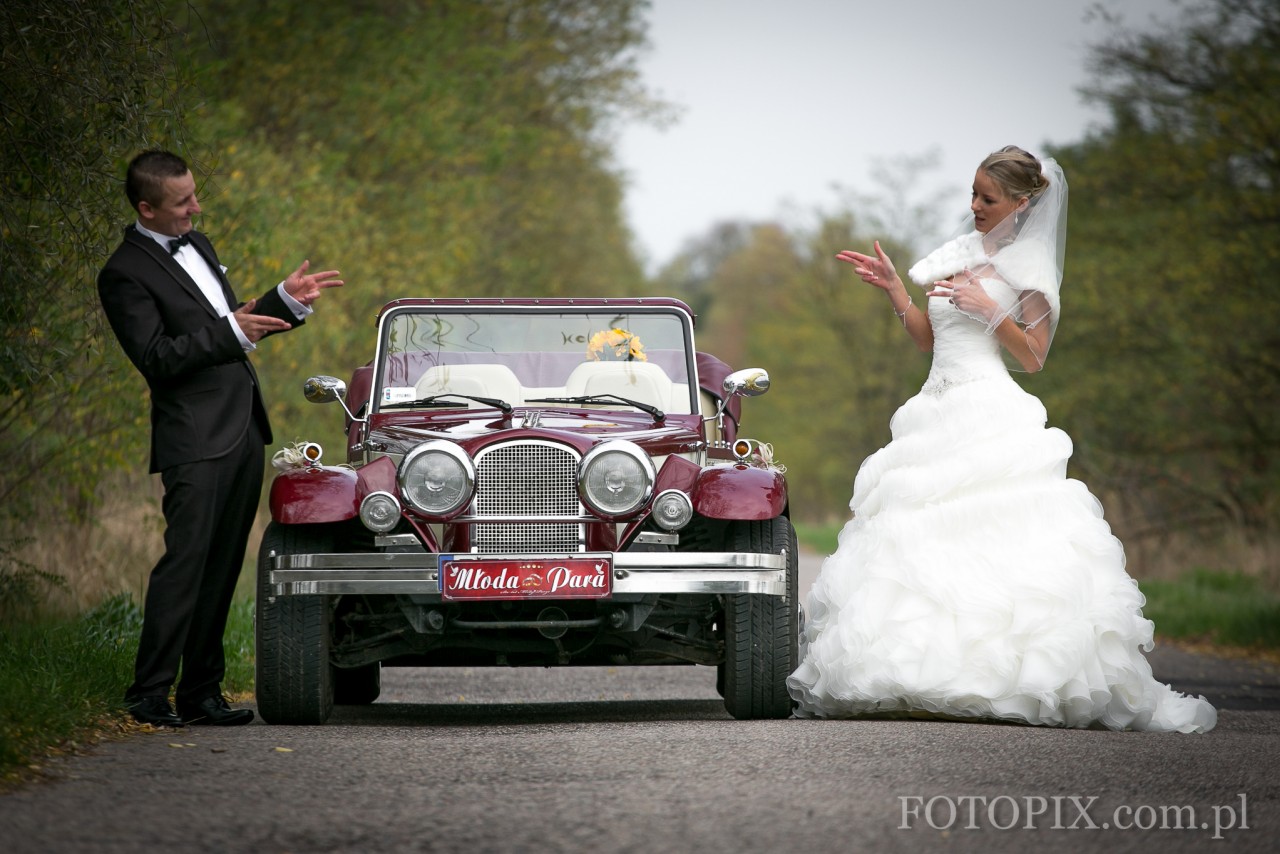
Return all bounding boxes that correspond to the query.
[257,298,797,723]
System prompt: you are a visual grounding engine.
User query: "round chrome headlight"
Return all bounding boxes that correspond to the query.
[360,491,402,532]
[578,441,655,518]
[651,489,693,531]
[398,442,475,517]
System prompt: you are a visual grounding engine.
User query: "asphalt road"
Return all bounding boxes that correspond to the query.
[2,552,1276,853]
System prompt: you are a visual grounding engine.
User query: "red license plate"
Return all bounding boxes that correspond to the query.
[439,555,612,602]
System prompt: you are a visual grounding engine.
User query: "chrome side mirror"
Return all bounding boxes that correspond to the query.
[722,368,770,398]
[303,375,347,403]
[303,375,361,422]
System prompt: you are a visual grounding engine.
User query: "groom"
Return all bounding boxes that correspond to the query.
[98,150,343,727]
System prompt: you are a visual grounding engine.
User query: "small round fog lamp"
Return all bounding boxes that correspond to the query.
[360,491,401,533]
[651,489,693,531]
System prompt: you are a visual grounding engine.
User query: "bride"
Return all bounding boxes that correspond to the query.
[786,146,1216,732]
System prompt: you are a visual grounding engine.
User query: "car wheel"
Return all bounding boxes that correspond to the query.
[721,516,798,720]
[334,662,381,705]
[256,521,335,725]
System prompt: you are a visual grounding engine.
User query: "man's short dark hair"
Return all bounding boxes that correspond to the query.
[126,150,189,211]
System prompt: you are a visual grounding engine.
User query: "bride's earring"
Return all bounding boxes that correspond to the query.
[1014,211,1021,227]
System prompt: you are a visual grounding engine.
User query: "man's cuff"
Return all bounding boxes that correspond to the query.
[228,315,255,351]
[278,282,314,320]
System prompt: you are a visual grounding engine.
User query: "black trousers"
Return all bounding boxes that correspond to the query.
[127,419,264,704]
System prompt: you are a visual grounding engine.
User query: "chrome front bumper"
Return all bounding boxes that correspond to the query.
[269,550,788,597]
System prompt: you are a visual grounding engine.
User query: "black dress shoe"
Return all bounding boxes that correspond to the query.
[128,696,185,727]
[177,695,254,726]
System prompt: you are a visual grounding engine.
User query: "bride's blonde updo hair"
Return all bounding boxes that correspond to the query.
[980,145,1049,204]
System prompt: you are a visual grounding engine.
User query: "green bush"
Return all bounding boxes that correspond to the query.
[0,542,67,623]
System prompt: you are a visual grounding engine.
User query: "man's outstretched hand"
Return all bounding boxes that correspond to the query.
[233,298,292,343]
[283,259,344,306]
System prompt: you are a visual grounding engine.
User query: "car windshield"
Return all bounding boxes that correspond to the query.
[374,308,697,415]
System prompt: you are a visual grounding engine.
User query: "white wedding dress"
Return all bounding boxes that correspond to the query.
[787,286,1217,732]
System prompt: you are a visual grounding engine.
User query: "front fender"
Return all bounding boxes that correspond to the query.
[269,465,360,524]
[693,464,787,521]
[268,455,400,525]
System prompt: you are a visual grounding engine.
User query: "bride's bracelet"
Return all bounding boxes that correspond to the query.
[893,300,912,327]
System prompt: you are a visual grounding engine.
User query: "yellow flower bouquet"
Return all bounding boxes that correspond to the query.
[586,328,647,362]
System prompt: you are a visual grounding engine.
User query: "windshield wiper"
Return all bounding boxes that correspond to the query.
[382,393,513,415]
[525,394,665,423]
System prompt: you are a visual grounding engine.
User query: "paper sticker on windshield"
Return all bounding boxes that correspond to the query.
[382,386,417,404]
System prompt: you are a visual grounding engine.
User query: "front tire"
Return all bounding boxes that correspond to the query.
[721,516,798,720]
[256,522,335,725]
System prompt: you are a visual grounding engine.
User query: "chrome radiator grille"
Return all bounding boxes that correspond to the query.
[472,441,582,553]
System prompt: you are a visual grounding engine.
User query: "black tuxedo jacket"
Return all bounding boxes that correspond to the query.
[98,225,301,472]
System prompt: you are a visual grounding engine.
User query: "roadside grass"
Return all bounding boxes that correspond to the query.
[0,593,255,788]
[793,520,843,557]
[0,594,140,786]
[1139,569,1280,651]
[222,596,256,694]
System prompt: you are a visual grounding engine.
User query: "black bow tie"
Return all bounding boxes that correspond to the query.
[168,234,191,254]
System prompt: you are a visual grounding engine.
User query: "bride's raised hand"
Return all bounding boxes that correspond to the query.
[943,270,998,319]
[836,241,898,292]
[928,270,999,324]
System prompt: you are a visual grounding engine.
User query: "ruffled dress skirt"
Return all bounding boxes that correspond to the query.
[786,357,1216,732]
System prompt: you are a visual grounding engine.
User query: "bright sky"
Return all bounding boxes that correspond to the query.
[616,0,1180,271]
